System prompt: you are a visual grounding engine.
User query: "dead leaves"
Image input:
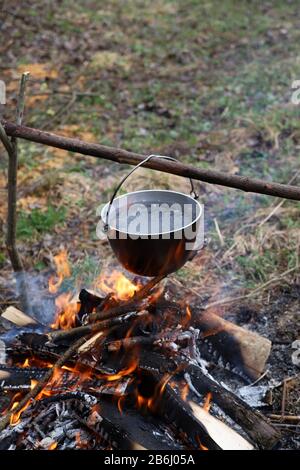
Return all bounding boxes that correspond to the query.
[16,63,58,80]
[90,51,131,72]
[57,125,95,142]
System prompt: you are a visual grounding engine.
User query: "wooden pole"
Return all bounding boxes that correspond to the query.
[0,75,31,313]
[2,120,300,200]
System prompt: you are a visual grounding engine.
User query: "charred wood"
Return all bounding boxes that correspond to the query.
[138,350,280,449]
[48,310,149,344]
[193,311,271,381]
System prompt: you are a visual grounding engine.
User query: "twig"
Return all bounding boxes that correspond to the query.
[48,310,149,343]
[258,170,300,228]
[3,73,30,312]
[0,334,87,432]
[281,378,288,417]
[268,414,300,423]
[202,264,299,310]
[221,170,300,261]
[106,334,160,352]
[3,121,300,200]
[134,273,166,299]
[213,218,225,246]
[247,369,269,387]
[40,92,77,130]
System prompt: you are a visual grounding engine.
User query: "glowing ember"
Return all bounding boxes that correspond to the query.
[198,440,209,451]
[48,441,58,450]
[95,270,140,301]
[30,379,38,390]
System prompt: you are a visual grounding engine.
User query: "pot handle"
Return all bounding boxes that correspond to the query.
[104,154,199,231]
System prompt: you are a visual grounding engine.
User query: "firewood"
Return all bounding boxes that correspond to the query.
[106,335,159,352]
[48,310,149,343]
[0,335,88,432]
[77,332,104,353]
[138,350,280,449]
[193,311,271,380]
[1,306,37,327]
[0,341,6,365]
[186,362,280,449]
[0,366,49,387]
[189,401,254,450]
[136,366,221,449]
[99,398,184,450]
[88,274,166,323]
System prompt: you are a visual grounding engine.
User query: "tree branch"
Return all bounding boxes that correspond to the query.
[0,121,13,155]
[2,120,300,200]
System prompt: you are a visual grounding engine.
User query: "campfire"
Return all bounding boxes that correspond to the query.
[0,250,280,451]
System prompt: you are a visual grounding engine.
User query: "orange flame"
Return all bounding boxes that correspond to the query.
[181,304,192,327]
[22,358,30,368]
[199,442,209,451]
[203,392,212,412]
[137,373,173,412]
[117,396,125,414]
[186,305,192,322]
[48,249,71,294]
[104,357,138,382]
[95,270,140,301]
[10,399,31,426]
[51,292,79,330]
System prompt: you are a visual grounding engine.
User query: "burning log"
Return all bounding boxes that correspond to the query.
[106,335,159,352]
[189,401,254,450]
[0,335,88,432]
[135,367,252,450]
[0,391,143,450]
[77,289,112,323]
[185,362,280,449]
[48,310,149,344]
[98,398,184,450]
[142,374,222,450]
[193,311,272,380]
[3,121,300,200]
[138,351,280,449]
[0,366,49,388]
[88,274,166,323]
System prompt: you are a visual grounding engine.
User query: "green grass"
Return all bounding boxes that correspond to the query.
[2,0,300,297]
[17,206,66,239]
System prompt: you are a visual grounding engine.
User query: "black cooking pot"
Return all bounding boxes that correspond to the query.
[101,155,203,277]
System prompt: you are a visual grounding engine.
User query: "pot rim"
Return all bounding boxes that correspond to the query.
[101,189,202,237]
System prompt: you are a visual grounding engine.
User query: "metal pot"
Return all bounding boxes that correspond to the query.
[101,155,204,277]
